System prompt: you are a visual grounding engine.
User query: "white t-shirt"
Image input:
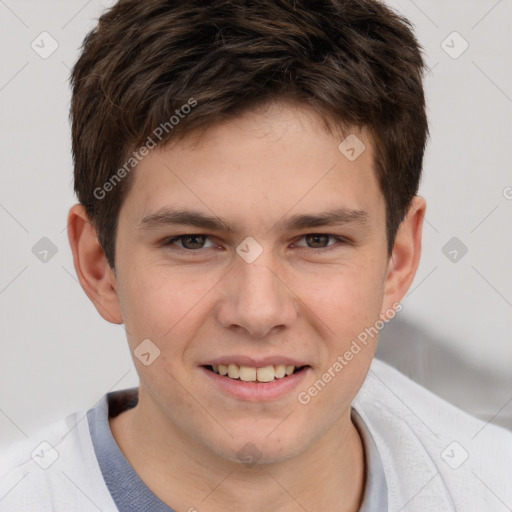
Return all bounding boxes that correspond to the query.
[1,358,510,511]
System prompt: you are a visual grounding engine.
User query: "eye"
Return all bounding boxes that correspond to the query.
[165,234,215,250]
[293,234,348,249]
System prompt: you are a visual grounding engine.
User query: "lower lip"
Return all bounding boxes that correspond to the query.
[200,366,311,401]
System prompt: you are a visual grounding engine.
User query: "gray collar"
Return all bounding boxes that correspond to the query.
[87,388,387,511]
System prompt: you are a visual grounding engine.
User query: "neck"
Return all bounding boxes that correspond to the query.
[109,388,365,512]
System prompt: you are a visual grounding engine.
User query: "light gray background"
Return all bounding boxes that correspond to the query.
[1,0,511,450]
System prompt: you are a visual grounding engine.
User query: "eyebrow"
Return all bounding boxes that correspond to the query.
[137,207,369,233]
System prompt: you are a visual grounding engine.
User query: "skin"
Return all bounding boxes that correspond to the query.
[68,101,425,512]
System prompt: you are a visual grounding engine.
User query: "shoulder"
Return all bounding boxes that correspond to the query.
[353,358,512,511]
[0,402,116,512]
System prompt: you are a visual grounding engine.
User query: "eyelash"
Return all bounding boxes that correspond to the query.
[162,234,351,252]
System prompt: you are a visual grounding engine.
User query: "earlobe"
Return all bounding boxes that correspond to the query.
[67,203,123,325]
[381,196,426,316]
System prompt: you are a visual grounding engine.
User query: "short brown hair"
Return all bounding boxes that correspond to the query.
[70,0,428,270]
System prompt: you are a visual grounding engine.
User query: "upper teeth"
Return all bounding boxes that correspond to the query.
[211,363,297,382]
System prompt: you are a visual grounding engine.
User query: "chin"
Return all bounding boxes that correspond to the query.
[206,430,308,467]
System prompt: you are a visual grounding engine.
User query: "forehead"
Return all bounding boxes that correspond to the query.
[120,103,384,231]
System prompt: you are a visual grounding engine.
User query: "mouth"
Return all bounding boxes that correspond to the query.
[200,362,312,401]
[202,363,310,383]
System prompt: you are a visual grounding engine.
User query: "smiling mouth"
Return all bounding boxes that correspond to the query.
[203,364,309,383]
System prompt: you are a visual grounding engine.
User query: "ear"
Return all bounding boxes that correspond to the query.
[380,195,426,318]
[67,203,123,324]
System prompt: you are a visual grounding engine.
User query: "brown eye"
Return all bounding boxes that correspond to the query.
[293,234,350,250]
[305,234,331,248]
[166,234,213,250]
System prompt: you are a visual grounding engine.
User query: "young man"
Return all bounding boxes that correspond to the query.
[1,1,510,511]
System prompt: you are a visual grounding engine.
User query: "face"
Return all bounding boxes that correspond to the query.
[111,102,396,463]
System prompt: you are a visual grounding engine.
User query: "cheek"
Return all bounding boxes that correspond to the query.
[298,263,385,335]
[117,265,222,349]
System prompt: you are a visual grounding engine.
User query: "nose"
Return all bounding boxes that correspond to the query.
[216,251,298,338]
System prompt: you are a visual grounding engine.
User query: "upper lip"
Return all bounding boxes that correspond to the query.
[200,355,310,368]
